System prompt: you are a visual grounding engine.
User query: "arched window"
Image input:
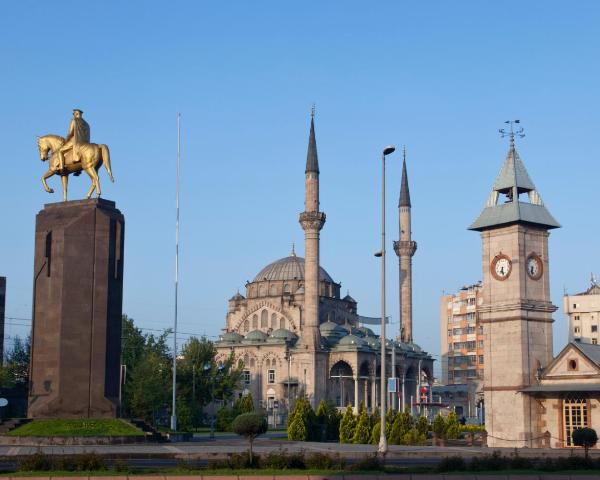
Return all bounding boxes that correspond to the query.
[271,313,277,329]
[265,359,270,367]
[252,314,258,329]
[280,317,286,329]
[250,358,255,367]
[261,310,268,328]
[284,284,291,294]
[243,320,249,333]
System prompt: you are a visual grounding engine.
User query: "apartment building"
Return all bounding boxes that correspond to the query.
[440,282,484,387]
[564,277,600,344]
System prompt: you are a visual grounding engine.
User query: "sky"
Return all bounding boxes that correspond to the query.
[1,1,600,378]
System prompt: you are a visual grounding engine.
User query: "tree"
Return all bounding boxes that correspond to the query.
[445,411,460,440]
[287,397,316,441]
[572,427,598,459]
[232,412,268,463]
[370,420,380,445]
[4,335,30,387]
[432,414,446,444]
[128,351,171,424]
[235,393,255,414]
[415,415,429,438]
[352,402,371,444]
[389,407,413,445]
[339,404,357,443]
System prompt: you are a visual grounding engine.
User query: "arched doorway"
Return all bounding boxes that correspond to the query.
[329,361,354,408]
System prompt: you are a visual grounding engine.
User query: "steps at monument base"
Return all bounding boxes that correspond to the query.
[0,418,31,434]
[128,418,168,442]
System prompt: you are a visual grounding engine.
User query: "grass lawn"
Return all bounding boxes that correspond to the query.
[6,419,143,437]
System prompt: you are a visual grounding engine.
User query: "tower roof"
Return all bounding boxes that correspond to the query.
[305,114,319,174]
[469,142,560,231]
[399,151,411,207]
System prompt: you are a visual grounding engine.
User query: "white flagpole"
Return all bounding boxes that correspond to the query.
[171,113,181,431]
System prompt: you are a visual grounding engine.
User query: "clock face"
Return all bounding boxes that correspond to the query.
[526,254,543,280]
[491,255,512,281]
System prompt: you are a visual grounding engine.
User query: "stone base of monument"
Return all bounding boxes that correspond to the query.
[28,199,124,418]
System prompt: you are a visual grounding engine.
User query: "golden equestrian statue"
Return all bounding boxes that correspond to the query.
[37,109,114,201]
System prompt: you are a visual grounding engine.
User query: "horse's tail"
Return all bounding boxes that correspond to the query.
[100,144,114,182]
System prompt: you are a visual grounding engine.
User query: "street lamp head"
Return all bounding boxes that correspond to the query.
[383,145,396,156]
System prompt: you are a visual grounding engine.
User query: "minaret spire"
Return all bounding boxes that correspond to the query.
[299,109,326,406]
[394,147,417,344]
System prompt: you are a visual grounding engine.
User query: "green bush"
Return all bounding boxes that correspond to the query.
[176,396,193,432]
[389,408,413,445]
[352,402,371,444]
[436,456,466,472]
[444,411,460,439]
[573,427,598,458]
[231,412,268,463]
[287,415,308,441]
[401,427,426,445]
[305,452,338,470]
[287,397,317,441]
[261,450,291,469]
[18,451,52,471]
[339,403,357,443]
[217,405,237,431]
[370,420,380,445]
[432,413,446,438]
[348,454,382,471]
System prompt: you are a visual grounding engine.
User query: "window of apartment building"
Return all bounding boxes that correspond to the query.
[479,340,484,348]
[448,329,452,337]
[467,369,477,378]
[574,326,581,334]
[479,355,484,364]
[466,341,476,350]
[479,326,484,334]
[243,370,251,385]
[468,355,477,365]
[467,326,476,334]
[592,325,598,333]
[453,328,461,335]
[593,339,598,345]
[267,369,275,384]
[573,303,579,309]
[448,371,453,379]
[574,315,580,321]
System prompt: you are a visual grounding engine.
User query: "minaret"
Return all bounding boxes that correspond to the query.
[394,148,417,343]
[298,109,326,404]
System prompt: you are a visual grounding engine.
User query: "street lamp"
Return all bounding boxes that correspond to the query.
[378,145,395,454]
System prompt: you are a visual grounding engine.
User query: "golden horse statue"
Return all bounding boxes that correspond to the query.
[37,134,114,201]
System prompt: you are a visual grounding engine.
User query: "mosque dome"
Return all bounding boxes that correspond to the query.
[337,334,367,348]
[253,255,334,283]
[220,331,244,343]
[267,328,299,343]
[243,330,268,343]
[319,321,347,341]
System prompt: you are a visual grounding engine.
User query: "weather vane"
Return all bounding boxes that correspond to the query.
[499,119,525,146]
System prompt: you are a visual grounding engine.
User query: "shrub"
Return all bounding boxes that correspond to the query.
[235,392,255,414]
[18,451,52,471]
[231,412,268,463]
[217,405,237,431]
[432,413,446,438]
[339,403,357,443]
[352,402,371,444]
[402,427,426,446]
[444,411,460,439]
[416,415,429,438]
[348,454,382,471]
[436,456,466,472]
[288,414,308,441]
[469,451,505,471]
[370,420,380,445]
[305,452,336,469]
[176,396,193,432]
[389,407,413,445]
[573,427,598,459]
[261,450,292,469]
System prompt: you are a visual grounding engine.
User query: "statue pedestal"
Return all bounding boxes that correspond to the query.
[28,199,124,418]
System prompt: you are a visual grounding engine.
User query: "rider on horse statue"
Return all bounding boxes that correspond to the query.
[58,109,90,173]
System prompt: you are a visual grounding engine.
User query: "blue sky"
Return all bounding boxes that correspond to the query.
[2,1,600,376]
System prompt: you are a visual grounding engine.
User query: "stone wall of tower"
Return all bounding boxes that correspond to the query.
[480,224,555,447]
[399,205,416,343]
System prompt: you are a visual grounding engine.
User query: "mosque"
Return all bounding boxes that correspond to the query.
[216,115,433,419]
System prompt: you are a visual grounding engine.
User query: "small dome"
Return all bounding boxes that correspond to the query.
[320,321,347,341]
[366,337,380,349]
[220,331,243,343]
[338,334,366,347]
[267,329,298,343]
[356,326,375,337]
[229,292,245,301]
[243,330,268,343]
[253,256,334,283]
[348,326,365,338]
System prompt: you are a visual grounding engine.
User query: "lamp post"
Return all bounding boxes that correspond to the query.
[376,145,395,454]
[285,343,292,422]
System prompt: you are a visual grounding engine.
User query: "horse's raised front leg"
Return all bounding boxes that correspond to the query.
[61,175,68,202]
[41,169,55,193]
[84,167,96,199]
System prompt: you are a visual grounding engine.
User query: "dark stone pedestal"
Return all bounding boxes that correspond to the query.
[28,199,124,418]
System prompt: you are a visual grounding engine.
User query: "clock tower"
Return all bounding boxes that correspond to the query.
[469,125,560,447]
